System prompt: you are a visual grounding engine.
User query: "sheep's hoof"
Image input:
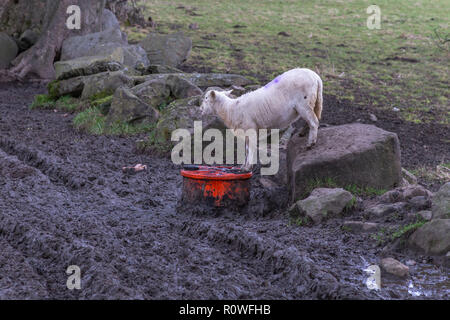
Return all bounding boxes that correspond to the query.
[240,165,252,172]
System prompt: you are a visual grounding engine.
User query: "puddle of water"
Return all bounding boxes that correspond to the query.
[360,257,449,299]
[406,263,450,298]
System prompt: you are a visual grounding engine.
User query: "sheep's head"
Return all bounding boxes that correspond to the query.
[200,90,233,116]
[200,90,216,115]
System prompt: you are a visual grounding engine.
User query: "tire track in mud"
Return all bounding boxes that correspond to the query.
[0,148,144,298]
[0,237,49,299]
[0,137,87,189]
[1,81,447,299]
[0,142,276,299]
[0,104,375,299]
[178,217,375,299]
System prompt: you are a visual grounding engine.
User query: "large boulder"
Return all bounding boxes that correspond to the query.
[288,188,354,224]
[48,70,134,99]
[363,202,407,219]
[165,75,203,99]
[106,75,202,126]
[116,44,150,70]
[100,9,120,31]
[131,75,202,106]
[151,96,226,153]
[380,258,409,278]
[48,77,85,98]
[131,78,171,108]
[106,87,159,125]
[139,32,192,67]
[0,32,18,69]
[432,182,450,219]
[54,49,124,80]
[61,28,127,59]
[61,28,149,69]
[380,185,432,203]
[287,124,402,201]
[81,70,134,100]
[133,73,252,88]
[153,96,203,145]
[409,219,450,255]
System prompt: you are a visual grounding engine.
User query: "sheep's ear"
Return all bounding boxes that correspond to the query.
[210,90,216,100]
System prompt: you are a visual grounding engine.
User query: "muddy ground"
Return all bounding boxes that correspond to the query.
[0,81,448,299]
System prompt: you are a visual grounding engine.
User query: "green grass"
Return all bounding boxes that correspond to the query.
[409,163,450,184]
[288,216,311,227]
[300,177,387,199]
[72,107,106,135]
[72,106,155,135]
[31,92,156,136]
[30,94,82,112]
[132,0,449,125]
[391,220,426,240]
[30,94,54,109]
[345,196,357,211]
[370,218,427,246]
[371,227,389,246]
[344,184,387,197]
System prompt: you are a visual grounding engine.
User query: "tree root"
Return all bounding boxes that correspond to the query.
[9,42,57,80]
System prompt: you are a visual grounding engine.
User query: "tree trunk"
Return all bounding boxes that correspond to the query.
[1,0,106,79]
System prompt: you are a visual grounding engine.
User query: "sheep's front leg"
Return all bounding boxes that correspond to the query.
[241,136,253,172]
[295,105,319,149]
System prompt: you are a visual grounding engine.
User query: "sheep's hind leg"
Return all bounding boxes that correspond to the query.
[295,105,319,149]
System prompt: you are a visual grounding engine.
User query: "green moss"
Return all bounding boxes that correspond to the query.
[90,95,113,115]
[156,100,170,111]
[341,225,352,232]
[47,80,60,100]
[89,90,114,102]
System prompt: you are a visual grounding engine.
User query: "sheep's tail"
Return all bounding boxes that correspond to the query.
[314,77,323,120]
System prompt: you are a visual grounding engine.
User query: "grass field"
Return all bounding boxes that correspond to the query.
[126,0,449,125]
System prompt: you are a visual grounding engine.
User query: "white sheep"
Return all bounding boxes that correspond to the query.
[200,68,323,171]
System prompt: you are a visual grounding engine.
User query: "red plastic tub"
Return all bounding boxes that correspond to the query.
[180,166,252,207]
